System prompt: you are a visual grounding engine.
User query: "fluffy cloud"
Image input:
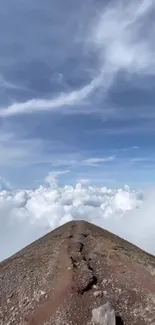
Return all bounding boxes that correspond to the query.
[1,175,155,262]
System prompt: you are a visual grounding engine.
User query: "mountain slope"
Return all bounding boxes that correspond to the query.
[1,220,155,325]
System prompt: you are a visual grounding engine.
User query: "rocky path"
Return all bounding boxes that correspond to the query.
[67,221,97,294]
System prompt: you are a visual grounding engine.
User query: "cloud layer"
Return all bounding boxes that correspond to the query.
[1,176,155,262]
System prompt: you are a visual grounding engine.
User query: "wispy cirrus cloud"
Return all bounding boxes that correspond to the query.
[89,0,155,73]
[131,157,155,164]
[51,156,115,167]
[0,125,115,169]
[81,156,115,166]
[0,74,103,117]
[0,0,155,118]
[0,74,31,91]
[0,127,44,166]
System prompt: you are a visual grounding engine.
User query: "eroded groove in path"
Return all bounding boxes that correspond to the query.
[67,222,98,294]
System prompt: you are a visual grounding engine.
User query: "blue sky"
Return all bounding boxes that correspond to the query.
[0,0,155,188]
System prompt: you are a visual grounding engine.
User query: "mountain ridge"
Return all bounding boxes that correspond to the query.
[1,220,155,325]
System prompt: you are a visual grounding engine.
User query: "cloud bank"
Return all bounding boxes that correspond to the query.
[0,0,155,117]
[1,175,155,262]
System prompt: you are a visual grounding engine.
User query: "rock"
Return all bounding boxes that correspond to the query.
[115,288,122,295]
[93,291,103,298]
[92,302,115,325]
[23,297,30,306]
[40,290,46,297]
[34,289,47,302]
[102,279,108,286]
[8,293,14,299]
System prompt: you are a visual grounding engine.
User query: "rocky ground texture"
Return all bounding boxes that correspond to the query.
[1,220,155,324]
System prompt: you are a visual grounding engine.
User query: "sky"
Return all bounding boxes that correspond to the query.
[0,0,155,188]
[0,0,155,261]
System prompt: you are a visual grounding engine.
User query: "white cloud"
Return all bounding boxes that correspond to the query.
[0,128,81,168]
[0,177,13,191]
[76,178,90,185]
[0,74,31,91]
[45,170,70,188]
[0,0,154,118]
[89,0,155,74]
[131,157,155,163]
[132,146,140,149]
[0,74,103,117]
[0,129,44,166]
[0,129,116,168]
[52,156,115,167]
[1,176,155,262]
[82,156,115,166]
